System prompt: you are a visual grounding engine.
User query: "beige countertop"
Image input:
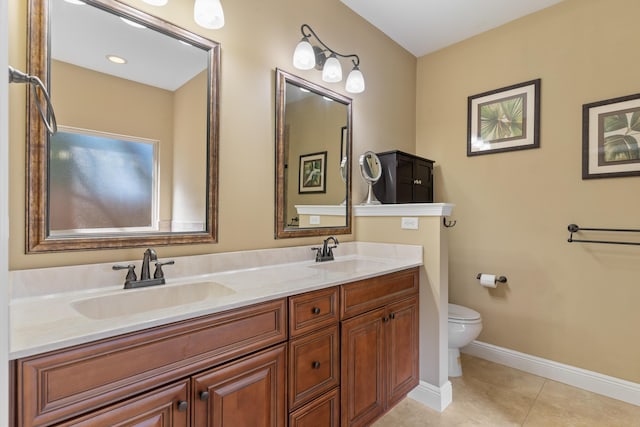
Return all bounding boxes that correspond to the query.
[10,242,422,359]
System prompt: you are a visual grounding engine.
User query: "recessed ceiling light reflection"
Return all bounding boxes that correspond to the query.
[120,17,146,29]
[64,0,85,4]
[106,55,127,64]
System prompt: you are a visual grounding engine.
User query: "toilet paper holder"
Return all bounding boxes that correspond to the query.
[476,273,507,284]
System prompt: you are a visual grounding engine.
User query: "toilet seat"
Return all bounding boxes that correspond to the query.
[448,303,481,323]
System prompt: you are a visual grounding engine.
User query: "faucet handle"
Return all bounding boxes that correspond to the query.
[154,260,175,279]
[311,247,322,262]
[113,264,137,282]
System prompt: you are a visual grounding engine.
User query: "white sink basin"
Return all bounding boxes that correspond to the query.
[71,282,235,320]
[307,259,387,274]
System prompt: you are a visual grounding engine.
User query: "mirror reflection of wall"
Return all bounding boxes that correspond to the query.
[284,83,347,226]
[275,69,352,238]
[50,0,209,234]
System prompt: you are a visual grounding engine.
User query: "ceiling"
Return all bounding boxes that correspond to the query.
[340,0,565,57]
[51,0,208,91]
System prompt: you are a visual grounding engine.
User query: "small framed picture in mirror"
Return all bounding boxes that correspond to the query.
[299,151,327,193]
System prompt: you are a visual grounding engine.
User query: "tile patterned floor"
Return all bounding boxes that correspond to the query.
[373,354,640,426]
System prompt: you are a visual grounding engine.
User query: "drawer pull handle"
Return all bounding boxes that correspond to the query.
[312,307,321,315]
[177,400,189,412]
[389,313,396,320]
[312,361,321,369]
[200,391,210,401]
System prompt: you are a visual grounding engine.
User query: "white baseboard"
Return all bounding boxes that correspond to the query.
[407,380,452,412]
[463,341,640,407]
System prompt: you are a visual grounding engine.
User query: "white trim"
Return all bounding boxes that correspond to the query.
[1,0,10,420]
[407,380,452,412]
[294,205,345,215]
[463,341,640,406]
[353,203,454,217]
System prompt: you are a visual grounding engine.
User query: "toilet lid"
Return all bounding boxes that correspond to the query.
[448,303,481,321]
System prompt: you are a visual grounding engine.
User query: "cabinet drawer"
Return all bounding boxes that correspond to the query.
[56,379,190,427]
[340,268,419,319]
[288,325,340,410]
[289,387,340,427]
[16,299,287,427]
[289,286,338,338]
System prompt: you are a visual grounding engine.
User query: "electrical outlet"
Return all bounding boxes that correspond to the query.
[401,217,419,230]
[309,215,320,225]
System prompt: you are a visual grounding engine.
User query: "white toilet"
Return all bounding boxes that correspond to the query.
[448,303,482,377]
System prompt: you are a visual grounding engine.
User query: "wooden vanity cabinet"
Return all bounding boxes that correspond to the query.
[287,287,341,425]
[13,299,287,427]
[192,344,287,427]
[56,379,190,427]
[340,268,420,427]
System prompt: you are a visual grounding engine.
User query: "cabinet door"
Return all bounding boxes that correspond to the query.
[395,156,415,203]
[386,296,420,407]
[412,159,433,202]
[57,380,190,427]
[192,344,286,427]
[341,308,385,427]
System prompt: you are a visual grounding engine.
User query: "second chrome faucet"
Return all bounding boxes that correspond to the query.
[113,248,174,289]
[312,237,339,262]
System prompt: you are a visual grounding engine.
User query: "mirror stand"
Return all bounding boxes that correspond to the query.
[359,151,382,205]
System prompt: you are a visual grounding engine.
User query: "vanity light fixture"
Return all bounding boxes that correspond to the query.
[194,0,225,29]
[140,0,225,30]
[292,24,365,94]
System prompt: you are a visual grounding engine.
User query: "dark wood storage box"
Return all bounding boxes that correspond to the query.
[373,150,434,203]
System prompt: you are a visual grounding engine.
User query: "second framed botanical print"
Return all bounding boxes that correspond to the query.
[583,93,640,179]
[467,79,541,156]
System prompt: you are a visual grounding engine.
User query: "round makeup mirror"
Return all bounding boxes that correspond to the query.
[359,151,382,205]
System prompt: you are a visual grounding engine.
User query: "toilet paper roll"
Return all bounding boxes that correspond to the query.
[479,274,497,288]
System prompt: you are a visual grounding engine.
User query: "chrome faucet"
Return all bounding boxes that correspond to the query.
[312,236,339,262]
[113,248,174,289]
[140,248,158,281]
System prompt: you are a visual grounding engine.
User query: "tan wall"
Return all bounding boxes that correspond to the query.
[51,60,175,226]
[286,95,346,220]
[8,0,416,269]
[172,70,207,227]
[416,0,640,382]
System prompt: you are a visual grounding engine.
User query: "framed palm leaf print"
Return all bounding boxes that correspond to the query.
[582,93,640,179]
[467,79,541,156]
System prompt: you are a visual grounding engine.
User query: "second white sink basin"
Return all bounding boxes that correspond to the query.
[71,282,236,320]
[308,258,387,274]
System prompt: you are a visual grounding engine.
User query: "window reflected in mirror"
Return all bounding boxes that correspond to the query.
[50,128,159,235]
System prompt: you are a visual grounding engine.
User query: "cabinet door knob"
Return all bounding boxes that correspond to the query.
[389,313,395,320]
[177,400,189,412]
[382,316,389,323]
[312,361,321,369]
[312,307,321,314]
[200,391,210,401]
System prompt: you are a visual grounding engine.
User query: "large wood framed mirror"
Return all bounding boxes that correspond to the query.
[275,69,352,239]
[26,0,220,252]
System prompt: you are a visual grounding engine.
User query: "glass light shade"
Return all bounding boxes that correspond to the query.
[142,0,168,5]
[293,38,315,70]
[194,0,225,29]
[345,67,365,93]
[322,55,342,83]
